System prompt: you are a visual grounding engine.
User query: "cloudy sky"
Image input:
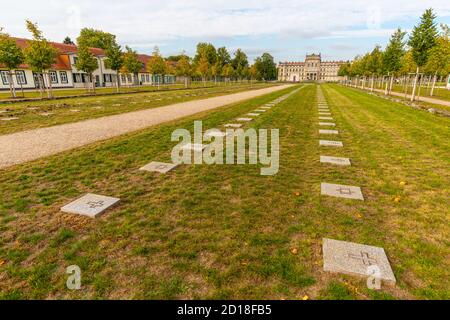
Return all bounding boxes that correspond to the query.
[1,0,449,62]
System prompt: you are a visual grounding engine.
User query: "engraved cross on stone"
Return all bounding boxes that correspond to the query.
[336,187,354,195]
[348,251,377,266]
[87,200,105,208]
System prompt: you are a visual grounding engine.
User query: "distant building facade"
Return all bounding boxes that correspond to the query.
[278,54,346,82]
[0,38,175,91]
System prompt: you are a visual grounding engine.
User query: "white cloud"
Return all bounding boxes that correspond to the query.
[1,0,449,48]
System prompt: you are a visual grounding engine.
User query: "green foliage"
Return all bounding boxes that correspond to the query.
[383,28,407,74]
[408,8,439,67]
[193,42,217,65]
[423,25,450,76]
[104,41,123,72]
[0,30,25,70]
[77,28,116,49]
[254,53,277,80]
[146,46,166,76]
[74,42,98,75]
[123,45,142,75]
[23,20,58,72]
[63,36,74,45]
[175,54,192,77]
[232,49,249,79]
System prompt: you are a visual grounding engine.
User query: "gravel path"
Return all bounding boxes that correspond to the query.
[0,85,293,169]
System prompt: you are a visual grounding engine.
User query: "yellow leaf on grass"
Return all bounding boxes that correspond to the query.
[302,295,309,300]
[290,247,298,255]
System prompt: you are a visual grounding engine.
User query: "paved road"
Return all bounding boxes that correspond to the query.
[0,84,293,169]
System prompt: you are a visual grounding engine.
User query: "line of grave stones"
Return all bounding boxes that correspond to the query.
[316,86,396,285]
[60,87,303,219]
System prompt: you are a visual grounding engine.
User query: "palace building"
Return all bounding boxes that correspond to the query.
[278,54,346,82]
[0,38,175,91]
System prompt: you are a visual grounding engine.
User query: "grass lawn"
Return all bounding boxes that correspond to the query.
[0,82,274,135]
[0,83,448,300]
[390,84,450,102]
[0,81,258,100]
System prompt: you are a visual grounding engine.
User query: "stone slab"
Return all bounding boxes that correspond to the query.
[320,156,351,166]
[61,193,120,218]
[319,129,339,134]
[139,161,178,173]
[321,182,364,200]
[236,117,253,122]
[319,117,333,120]
[254,109,267,112]
[1,117,19,121]
[319,112,331,116]
[181,143,207,152]
[204,130,230,138]
[323,238,396,283]
[247,113,260,116]
[320,140,343,147]
[224,123,243,128]
[319,122,336,126]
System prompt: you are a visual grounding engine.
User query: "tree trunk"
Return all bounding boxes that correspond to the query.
[38,73,44,99]
[46,72,54,99]
[116,71,120,93]
[91,73,96,94]
[389,75,394,94]
[384,74,389,95]
[430,72,437,97]
[371,76,374,92]
[7,70,16,98]
[411,67,419,102]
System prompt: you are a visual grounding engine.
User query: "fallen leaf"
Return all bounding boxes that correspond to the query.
[290,247,298,255]
[399,181,406,186]
[302,295,309,300]
[394,196,401,203]
[356,213,363,219]
[0,259,5,266]
[294,192,301,196]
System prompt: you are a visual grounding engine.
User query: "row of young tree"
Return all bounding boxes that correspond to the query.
[338,8,449,99]
[0,20,278,99]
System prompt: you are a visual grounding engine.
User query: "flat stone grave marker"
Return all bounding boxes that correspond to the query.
[319,117,333,120]
[139,161,178,173]
[321,182,364,200]
[181,143,207,152]
[27,107,39,110]
[70,109,80,112]
[224,123,242,128]
[1,117,19,121]
[261,106,271,109]
[319,122,336,126]
[319,112,331,115]
[0,110,8,114]
[319,129,339,135]
[113,104,121,106]
[204,130,230,138]
[323,238,396,283]
[247,113,260,116]
[320,156,351,166]
[61,193,120,218]
[320,140,343,147]
[40,112,54,116]
[236,117,253,122]
[254,109,267,112]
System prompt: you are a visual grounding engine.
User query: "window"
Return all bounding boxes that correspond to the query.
[141,74,145,83]
[146,74,150,82]
[127,74,132,82]
[60,71,68,84]
[49,71,58,83]
[15,70,27,84]
[1,71,9,84]
[121,74,126,82]
[73,57,78,65]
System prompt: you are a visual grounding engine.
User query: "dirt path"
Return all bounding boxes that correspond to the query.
[347,85,450,107]
[0,85,293,169]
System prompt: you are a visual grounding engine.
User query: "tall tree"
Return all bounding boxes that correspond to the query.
[63,36,75,45]
[175,54,192,88]
[104,40,123,92]
[255,53,277,80]
[423,24,450,95]
[122,46,142,85]
[408,8,439,100]
[0,28,25,98]
[77,28,115,50]
[196,53,209,86]
[383,28,407,74]
[23,20,58,99]
[147,46,167,86]
[232,49,248,81]
[194,42,217,66]
[75,41,98,93]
